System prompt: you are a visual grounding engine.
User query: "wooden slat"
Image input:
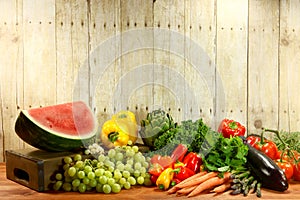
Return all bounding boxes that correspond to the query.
[216,0,248,126]
[0,0,24,161]
[279,0,300,132]
[184,0,217,127]
[58,0,89,105]
[89,0,121,126]
[153,0,185,123]
[247,0,280,138]
[22,0,56,109]
[119,0,154,122]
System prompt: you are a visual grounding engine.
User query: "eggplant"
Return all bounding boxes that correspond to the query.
[244,139,288,192]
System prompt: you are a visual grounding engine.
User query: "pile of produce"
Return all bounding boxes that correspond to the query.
[15,103,299,197]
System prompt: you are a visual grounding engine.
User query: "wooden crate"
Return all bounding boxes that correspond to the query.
[5,148,85,192]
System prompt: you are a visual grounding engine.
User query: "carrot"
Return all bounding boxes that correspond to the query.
[187,172,231,197]
[167,171,207,194]
[176,185,197,195]
[177,171,218,189]
[211,180,232,193]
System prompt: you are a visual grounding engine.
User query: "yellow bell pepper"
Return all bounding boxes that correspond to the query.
[156,167,174,190]
[100,111,138,149]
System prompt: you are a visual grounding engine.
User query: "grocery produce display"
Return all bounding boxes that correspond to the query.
[12,104,300,198]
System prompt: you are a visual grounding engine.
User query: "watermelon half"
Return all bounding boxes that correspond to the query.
[15,101,97,152]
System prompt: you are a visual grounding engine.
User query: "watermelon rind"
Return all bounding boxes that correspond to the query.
[15,109,97,152]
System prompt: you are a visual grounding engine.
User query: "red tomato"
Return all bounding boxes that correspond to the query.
[253,140,279,160]
[293,161,300,181]
[246,135,261,146]
[275,160,294,181]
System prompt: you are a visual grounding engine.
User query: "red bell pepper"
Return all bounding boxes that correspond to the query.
[172,166,195,181]
[218,118,246,138]
[148,162,164,177]
[183,152,202,173]
[150,174,158,184]
[254,139,279,160]
[150,154,174,169]
[170,178,181,187]
[170,144,188,162]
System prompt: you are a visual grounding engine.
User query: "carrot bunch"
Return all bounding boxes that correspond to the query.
[167,171,232,197]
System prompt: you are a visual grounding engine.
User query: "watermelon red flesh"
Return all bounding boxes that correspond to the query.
[15,101,97,152]
[27,101,94,137]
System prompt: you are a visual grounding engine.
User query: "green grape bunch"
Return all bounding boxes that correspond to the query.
[51,145,153,194]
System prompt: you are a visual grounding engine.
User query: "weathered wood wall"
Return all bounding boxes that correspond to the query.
[0,0,300,162]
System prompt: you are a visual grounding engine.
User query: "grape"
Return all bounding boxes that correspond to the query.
[124,163,132,172]
[126,149,135,157]
[99,175,108,184]
[77,171,85,179]
[96,183,103,193]
[140,167,146,174]
[74,154,82,162]
[126,159,134,166]
[108,149,116,158]
[115,152,124,161]
[63,182,72,191]
[68,167,77,177]
[53,180,63,191]
[83,177,90,185]
[137,176,144,185]
[114,171,122,180]
[95,168,105,177]
[89,179,97,187]
[78,183,87,193]
[72,179,81,187]
[97,161,104,168]
[143,177,153,186]
[107,178,116,186]
[123,182,131,190]
[119,177,126,185]
[122,170,130,178]
[111,183,121,193]
[103,184,111,194]
[63,163,70,171]
[108,166,115,172]
[64,156,73,164]
[84,166,93,174]
[133,170,140,178]
[142,161,149,168]
[98,154,106,162]
[134,162,142,170]
[87,171,95,179]
[55,173,63,181]
[127,176,136,185]
[116,163,125,171]
[75,161,84,169]
[132,145,139,153]
[127,140,133,145]
[104,171,113,178]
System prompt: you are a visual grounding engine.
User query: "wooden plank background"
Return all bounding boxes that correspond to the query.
[0,0,299,162]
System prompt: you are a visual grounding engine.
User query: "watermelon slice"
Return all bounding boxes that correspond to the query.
[15,101,97,152]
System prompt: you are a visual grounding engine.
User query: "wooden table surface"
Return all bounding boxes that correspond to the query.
[1,162,300,200]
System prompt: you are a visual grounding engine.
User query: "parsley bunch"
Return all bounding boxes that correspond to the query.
[202,136,248,173]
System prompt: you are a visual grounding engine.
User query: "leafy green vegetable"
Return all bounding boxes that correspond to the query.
[153,119,220,156]
[202,136,248,173]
